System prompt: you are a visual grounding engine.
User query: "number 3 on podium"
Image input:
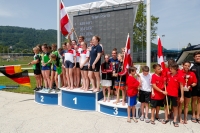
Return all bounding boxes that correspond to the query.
[73,97,77,104]
[113,107,118,115]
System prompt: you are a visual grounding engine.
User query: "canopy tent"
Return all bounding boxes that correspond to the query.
[65,0,141,33]
[176,44,200,64]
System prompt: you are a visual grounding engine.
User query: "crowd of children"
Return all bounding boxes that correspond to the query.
[28,33,200,127]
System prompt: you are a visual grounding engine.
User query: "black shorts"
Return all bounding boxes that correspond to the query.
[80,66,88,71]
[150,99,164,108]
[74,63,80,68]
[178,89,192,98]
[34,70,41,75]
[65,61,74,68]
[192,88,200,97]
[88,64,100,72]
[164,95,178,107]
[139,90,151,103]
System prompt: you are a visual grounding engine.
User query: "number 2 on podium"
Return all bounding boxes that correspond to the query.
[73,97,77,104]
[41,96,44,102]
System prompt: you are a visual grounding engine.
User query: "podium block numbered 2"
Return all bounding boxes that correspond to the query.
[35,91,59,105]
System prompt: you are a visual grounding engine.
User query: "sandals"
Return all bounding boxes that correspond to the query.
[155,117,162,122]
[191,117,197,123]
[196,118,200,124]
[162,119,169,124]
[145,118,150,123]
[127,119,131,123]
[173,121,179,127]
[151,120,155,125]
[140,116,144,121]
[132,117,138,123]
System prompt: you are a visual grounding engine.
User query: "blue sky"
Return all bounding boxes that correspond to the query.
[0,0,199,49]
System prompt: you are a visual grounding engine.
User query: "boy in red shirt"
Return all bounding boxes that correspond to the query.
[150,64,167,125]
[162,63,184,127]
[126,67,140,123]
[178,61,197,124]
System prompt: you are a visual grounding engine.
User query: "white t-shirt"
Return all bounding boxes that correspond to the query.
[80,50,90,66]
[139,73,152,92]
[64,49,76,63]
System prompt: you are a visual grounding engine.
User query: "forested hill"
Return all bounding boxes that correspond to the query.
[0,26,57,53]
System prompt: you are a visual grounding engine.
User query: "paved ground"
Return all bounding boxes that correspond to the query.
[0,91,199,133]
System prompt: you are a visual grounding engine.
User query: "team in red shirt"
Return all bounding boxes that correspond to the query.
[125,61,197,127]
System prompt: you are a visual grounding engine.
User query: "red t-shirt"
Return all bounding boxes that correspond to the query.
[179,70,197,90]
[166,73,184,97]
[151,73,165,100]
[126,75,140,97]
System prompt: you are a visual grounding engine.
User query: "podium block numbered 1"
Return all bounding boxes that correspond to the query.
[61,88,103,111]
[35,91,59,105]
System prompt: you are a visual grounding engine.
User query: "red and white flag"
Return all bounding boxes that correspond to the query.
[119,33,131,76]
[157,36,165,70]
[60,1,71,36]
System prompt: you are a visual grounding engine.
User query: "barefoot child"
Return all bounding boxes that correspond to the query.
[162,63,184,127]
[139,66,151,123]
[126,67,140,123]
[178,61,197,124]
[28,47,42,91]
[150,64,167,125]
[101,54,113,102]
[113,53,126,105]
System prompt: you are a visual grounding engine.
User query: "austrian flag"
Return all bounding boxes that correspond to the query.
[157,36,165,70]
[119,34,131,76]
[60,1,71,36]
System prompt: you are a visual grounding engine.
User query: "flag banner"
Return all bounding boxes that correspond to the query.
[157,36,165,70]
[119,33,131,76]
[0,65,22,75]
[0,66,31,87]
[60,1,71,36]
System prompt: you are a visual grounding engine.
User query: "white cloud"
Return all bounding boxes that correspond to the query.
[0,8,16,17]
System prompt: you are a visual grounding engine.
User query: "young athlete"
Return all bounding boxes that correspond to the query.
[73,45,81,88]
[79,42,90,91]
[101,54,113,102]
[50,44,59,90]
[41,44,51,91]
[178,61,197,124]
[65,42,76,90]
[61,43,68,88]
[139,66,151,123]
[190,51,200,123]
[28,47,42,91]
[150,64,167,125]
[113,53,126,105]
[162,63,184,127]
[48,54,62,92]
[126,67,140,123]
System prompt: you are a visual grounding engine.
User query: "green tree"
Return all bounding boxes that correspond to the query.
[133,3,159,52]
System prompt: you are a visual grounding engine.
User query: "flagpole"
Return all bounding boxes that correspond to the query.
[57,0,61,88]
[146,0,151,68]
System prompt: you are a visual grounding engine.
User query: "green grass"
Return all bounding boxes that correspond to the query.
[0,76,36,94]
